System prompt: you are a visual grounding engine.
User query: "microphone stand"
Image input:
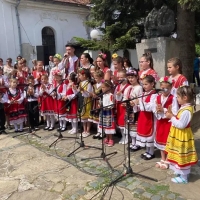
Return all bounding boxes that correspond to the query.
[67,81,102,157]
[13,84,41,138]
[49,81,78,148]
[90,92,158,200]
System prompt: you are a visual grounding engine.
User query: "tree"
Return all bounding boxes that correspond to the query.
[75,0,153,51]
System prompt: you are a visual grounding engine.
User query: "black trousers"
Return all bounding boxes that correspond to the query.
[0,107,5,130]
[27,101,39,129]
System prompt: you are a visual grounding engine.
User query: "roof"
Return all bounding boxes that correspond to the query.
[54,0,90,6]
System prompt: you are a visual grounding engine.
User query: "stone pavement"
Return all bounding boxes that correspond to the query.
[0,124,200,200]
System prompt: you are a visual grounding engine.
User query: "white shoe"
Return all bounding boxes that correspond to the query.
[119,137,125,144]
[121,137,128,145]
[70,129,77,135]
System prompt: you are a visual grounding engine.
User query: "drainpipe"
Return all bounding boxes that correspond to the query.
[15,0,22,55]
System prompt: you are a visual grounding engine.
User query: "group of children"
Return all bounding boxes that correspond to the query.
[0,52,198,184]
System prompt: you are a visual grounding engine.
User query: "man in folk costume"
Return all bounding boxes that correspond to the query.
[64,44,80,76]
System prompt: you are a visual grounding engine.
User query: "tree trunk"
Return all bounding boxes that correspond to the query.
[177,4,195,83]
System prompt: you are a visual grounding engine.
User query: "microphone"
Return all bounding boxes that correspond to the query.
[155,88,169,93]
[118,78,126,84]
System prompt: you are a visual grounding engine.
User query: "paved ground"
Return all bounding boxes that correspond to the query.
[0,123,200,200]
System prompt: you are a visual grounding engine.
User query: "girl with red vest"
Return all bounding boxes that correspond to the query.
[153,76,179,169]
[4,78,27,132]
[136,75,157,160]
[63,72,78,135]
[32,61,47,85]
[114,70,130,144]
[16,60,28,90]
[52,70,67,132]
[138,52,159,82]
[39,74,55,131]
[167,57,188,96]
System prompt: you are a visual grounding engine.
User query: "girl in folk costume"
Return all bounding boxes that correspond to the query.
[49,54,65,84]
[165,86,198,183]
[51,70,67,132]
[138,52,159,82]
[123,69,143,150]
[96,53,111,80]
[112,56,125,84]
[74,68,93,138]
[32,61,47,85]
[114,70,130,144]
[39,74,55,131]
[21,58,30,74]
[16,60,28,90]
[136,75,157,160]
[88,70,103,139]
[99,80,116,147]
[167,57,188,96]
[4,78,27,132]
[62,72,78,135]
[153,77,179,169]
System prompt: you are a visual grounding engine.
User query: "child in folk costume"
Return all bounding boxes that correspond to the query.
[39,74,55,131]
[153,77,179,169]
[52,70,67,132]
[32,61,47,85]
[138,52,159,82]
[123,69,143,150]
[89,70,103,139]
[63,72,78,135]
[0,92,7,134]
[24,76,40,133]
[112,56,125,84]
[4,78,27,132]
[99,80,115,147]
[167,57,188,96]
[136,75,157,160]
[49,54,65,84]
[74,68,93,138]
[114,70,130,144]
[165,86,198,183]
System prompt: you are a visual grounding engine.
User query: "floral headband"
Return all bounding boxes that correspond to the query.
[98,52,107,60]
[52,69,63,76]
[79,68,85,75]
[54,53,62,61]
[126,69,138,76]
[159,76,174,84]
[112,53,118,59]
[140,74,147,80]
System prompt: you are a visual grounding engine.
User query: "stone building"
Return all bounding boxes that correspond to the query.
[0,0,90,65]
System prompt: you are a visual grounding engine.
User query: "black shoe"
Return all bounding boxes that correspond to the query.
[130,146,141,152]
[143,153,155,160]
[34,127,39,131]
[57,127,61,131]
[14,130,18,133]
[98,134,105,140]
[140,152,148,159]
[60,127,67,132]
[44,126,49,130]
[18,129,23,132]
[93,133,100,139]
[48,127,54,131]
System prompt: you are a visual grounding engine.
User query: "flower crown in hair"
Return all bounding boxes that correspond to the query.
[98,52,107,60]
[112,53,118,59]
[54,53,62,61]
[140,74,147,80]
[126,69,138,76]
[159,76,174,84]
[52,69,62,76]
[79,68,85,75]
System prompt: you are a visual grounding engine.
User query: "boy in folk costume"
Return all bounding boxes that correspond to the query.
[114,70,130,144]
[153,76,179,169]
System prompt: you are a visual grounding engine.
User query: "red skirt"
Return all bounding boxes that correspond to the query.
[116,102,126,127]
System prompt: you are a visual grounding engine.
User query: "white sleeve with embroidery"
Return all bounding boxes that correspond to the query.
[171,110,191,129]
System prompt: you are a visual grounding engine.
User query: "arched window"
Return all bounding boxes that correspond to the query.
[42,27,55,65]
